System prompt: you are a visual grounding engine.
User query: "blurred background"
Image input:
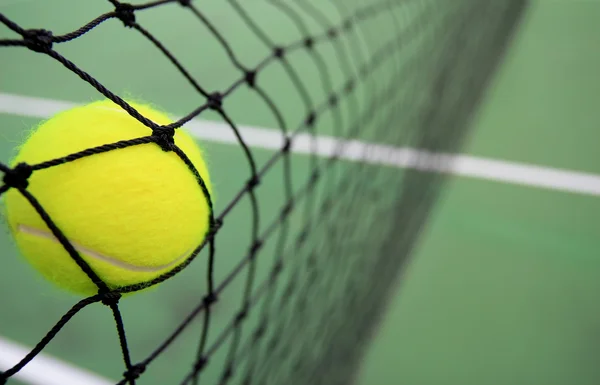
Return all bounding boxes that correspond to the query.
[358,1,600,384]
[1,1,599,385]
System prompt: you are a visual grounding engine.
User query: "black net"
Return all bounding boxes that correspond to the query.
[0,1,527,384]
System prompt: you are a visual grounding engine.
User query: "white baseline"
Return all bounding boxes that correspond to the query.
[0,337,114,385]
[1,92,600,197]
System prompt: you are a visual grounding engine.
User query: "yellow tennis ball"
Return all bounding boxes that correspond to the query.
[3,99,212,296]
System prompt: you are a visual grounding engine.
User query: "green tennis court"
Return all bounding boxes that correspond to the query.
[1,1,600,385]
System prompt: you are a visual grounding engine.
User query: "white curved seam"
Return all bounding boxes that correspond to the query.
[17,224,192,273]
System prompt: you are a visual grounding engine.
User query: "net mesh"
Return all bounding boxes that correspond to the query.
[0,1,527,384]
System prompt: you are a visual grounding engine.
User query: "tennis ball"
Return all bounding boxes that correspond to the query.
[3,100,212,296]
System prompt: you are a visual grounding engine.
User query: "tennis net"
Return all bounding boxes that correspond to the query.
[0,1,527,384]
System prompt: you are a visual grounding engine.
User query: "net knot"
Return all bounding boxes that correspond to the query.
[177,0,191,6]
[123,363,145,381]
[273,46,285,59]
[310,169,320,184]
[345,80,355,93]
[329,94,338,107]
[250,240,262,254]
[280,278,296,298]
[212,218,223,231]
[253,321,267,340]
[235,306,248,324]
[203,292,218,307]
[221,366,233,381]
[282,136,291,153]
[304,37,314,49]
[247,176,260,189]
[271,260,283,279]
[296,227,308,245]
[305,112,316,126]
[327,28,338,39]
[244,70,256,88]
[267,336,278,351]
[100,291,122,306]
[114,3,136,28]
[3,163,33,189]
[194,357,208,372]
[152,127,176,152]
[23,29,53,53]
[207,92,222,111]
[280,202,293,219]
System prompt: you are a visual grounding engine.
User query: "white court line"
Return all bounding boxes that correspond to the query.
[2,92,600,197]
[1,92,600,384]
[0,337,114,385]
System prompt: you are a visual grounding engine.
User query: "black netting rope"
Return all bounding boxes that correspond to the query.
[0,1,528,384]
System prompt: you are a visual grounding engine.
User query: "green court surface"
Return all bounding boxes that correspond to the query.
[1,1,600,385]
